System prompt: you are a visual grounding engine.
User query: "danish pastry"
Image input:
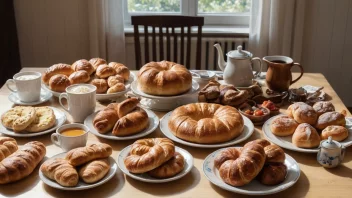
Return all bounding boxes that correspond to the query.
[25,107,56,132]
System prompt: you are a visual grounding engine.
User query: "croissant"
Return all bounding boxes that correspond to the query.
[214,148,241,170]
[116,97,139,118]
[148,152,185,178]
[0,141,46,184]
[40,158,79,187]
[112,107,149,136]
[65,143,112,166]
[79,158,110,183]
[93,103,119,134]
[0,137,18,161]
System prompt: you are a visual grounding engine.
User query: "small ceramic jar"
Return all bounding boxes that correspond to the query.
[317,136,345,168]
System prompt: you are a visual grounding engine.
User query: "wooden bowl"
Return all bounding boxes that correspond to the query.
[239,103,270,125]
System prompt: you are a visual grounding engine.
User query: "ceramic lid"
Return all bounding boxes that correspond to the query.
[321,136,341,149]
[227,46,253,59]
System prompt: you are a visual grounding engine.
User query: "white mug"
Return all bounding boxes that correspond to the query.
[59,84,96,123]
[51,123,89,152]
[6,71,42,102]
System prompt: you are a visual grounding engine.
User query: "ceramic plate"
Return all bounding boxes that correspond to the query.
[0,107,66,137]
[160,111,254,148]
[118,146,193,183]
[263,115,352,153]
[139,96,198,112]
[39,153,117,191]
[130,80,199,100]
[203,148,300,195]
[8,88,52,105]
[84,108,159,140]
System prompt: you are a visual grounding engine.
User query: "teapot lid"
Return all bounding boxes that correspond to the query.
[227,46,253,59]
[321,136,341,149]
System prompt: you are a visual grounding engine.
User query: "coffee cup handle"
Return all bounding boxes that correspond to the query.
[251,57,262,78]
[51,133,61,147]
[59,93,69,112]
[290,63,304,85]
[6,79,17,93]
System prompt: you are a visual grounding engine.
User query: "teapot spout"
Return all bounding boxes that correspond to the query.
[214,43,226,71]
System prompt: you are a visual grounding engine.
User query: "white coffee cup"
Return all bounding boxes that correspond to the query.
[51,123,89,152]
[59,84,96,123]
[6,71,42,102]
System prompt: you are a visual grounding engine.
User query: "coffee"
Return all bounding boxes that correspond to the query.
[60,128,86,136]
[271,60,287,64]
[16,75,39,80]
[69,86,93,94]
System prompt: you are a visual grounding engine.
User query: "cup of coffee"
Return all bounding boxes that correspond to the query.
[59,84,96,123]
[51,123,89,151]
[6,71,42,102]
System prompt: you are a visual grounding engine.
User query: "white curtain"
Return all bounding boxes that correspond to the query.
[249,0,306,63]
[88,0,126,64]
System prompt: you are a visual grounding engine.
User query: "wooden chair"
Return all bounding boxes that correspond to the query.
[131,15,204,69]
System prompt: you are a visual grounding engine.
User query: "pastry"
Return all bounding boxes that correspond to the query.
[93,103,119,134]
[68,70,90,84]
[0,137,18,161]
[96,64,116,79]
[137,61,192,96]
[1,106,36,132]
[49,74,71,92]
[292,123,320,148]
[264,144,285,163]
[259,164,287,185]
[25,107,56,132]
[220,85,249,106]
[313,101,335,116]
[89,58,107,70]
[107,83,125,94]
[116,97,139,118]
[148,152,185,178]
[107,75,124,87]
[168,103,244,144]
[40,158,79,187]
[42,63,74,85]
[109,62,130,81]
[198,80,221,102]
[270,115,298,136]
[247,139,271,148]
[79,158,110,183]
[124,138,175,173]
[90,79,108,93]
[72,59,95,75]
[321,125,349,141]
[214,147,241,170]
[287,102,318,125]
[112,107,149,136]
[0,141,46,184]
[65,143,112,166]
[315,111,346,130]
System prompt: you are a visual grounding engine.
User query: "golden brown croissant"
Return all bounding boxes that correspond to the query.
[117,97,139,118]
[93,103,119,134]
[79,158,110,183]
[40,158,79,187]
[214,148,241,170]
[0,137,18,161]
[65,143,112,166]
[148,152,184,178]
[112,107,149,136]
[0,141,46,184]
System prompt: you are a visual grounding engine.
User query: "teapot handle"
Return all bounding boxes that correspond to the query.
[290,63,304,84]
[251,57,262,78]
[340,145,346,161]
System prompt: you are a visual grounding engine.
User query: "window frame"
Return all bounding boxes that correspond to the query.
[123,0,250,26]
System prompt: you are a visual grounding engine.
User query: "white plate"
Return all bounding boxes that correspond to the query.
[39,153,117,190]
[118,146,193,183]
[131,80,199,100]
[139,96,198,112]
[160,111,254,148]
[42,75,134,100]
[84,108,159,140]
[263,115,352,153]
[8,88,52,105]
[203,148,300,195]
[0,107,66,137]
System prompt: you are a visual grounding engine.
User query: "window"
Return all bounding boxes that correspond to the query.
[124,0,251,26]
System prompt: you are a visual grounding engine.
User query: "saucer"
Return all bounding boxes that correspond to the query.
[8,88,53,105]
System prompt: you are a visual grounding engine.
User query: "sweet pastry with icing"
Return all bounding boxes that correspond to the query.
[270,115,298,136]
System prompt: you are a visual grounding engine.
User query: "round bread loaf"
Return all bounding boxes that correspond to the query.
[264,144,285,163]
[313,101,335,116]
[49,74,71,92]
[292,123,320,148]
[90,79,108,94]
[72,59,94,75]
[89,58,107,70]
[168,103,244,144]
[69,70,90,84]
[138,61,192,96]
[321,125,348,141]
[148,152,185,178]
[109,62,130,81]
[270,116,298,136]
[287,102,318,125]
[315,111,346,130]
[96,64,116,79]
[42,63,74,85]
[259,164,287,185]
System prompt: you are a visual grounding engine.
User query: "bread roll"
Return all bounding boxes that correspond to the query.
[270,116,298,136]
[287,102,318,125]
[49,74,71,92]
[1,106,36,132]
[109,62,130,81]
[220,85,249,106]
[108,75,124,87]
[117,97,139,118]
[65,143,112,166]
[72,59,94,75]
[259,164,287,185]
[42,63,74,84]
[107,83,125,94]
[247,139,271,148]
[93,103,119,134]
[25,106,56,132]
[0,141,46,184]
[214,148,241,170]
[96,64,116,79]
[264,145,285,163]
[292,123,320,148]
[69,70,90,84]
[313,101,335,116]
[321,125,348,141]
[40,158,79,187]
[91,79,108,94]
[89,58,107,70]
[148,152,184,178]
[0,137,18,161]
[79,158,110,183]
[112,107,149,136]
[124,138,175,173]
[315,111,346,130]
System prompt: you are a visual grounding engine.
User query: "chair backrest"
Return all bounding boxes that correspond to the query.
[131,15,204,69]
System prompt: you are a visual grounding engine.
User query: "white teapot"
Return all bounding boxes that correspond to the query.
[317,136,345,168]
[214,44,262,87]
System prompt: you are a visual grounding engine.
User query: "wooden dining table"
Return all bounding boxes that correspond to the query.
[0,68,351,198]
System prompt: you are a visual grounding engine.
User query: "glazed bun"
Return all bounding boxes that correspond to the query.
[313,101,335,116]
[96,64,116,79]
[315,111,346,130]
[69,70,90,84]
[49,74,71,92]
[287,102,318,125]
[321,125,348,141]
[292,123,320,148]
[72,59,95,75]
[270,116,298,136]
[91,79,108,94]
[109,62,130,81]
[89,58,107,70]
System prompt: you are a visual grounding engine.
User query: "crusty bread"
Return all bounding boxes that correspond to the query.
[1,106,37,132]
[313,101,335,116]
[112,107,149,136]
[65,143,112,166]
[0,137,18,161]
[270,116,298,136]
[148,152,184,178]
[42,63,74,85]
[79,158,110,183]
[89,58,107,70]
[90,79,108,94]
[109,62,130,81]
[93,103,119,134]
[321,125,349,141]
[287,102,318,125]
[292,123,320,148]
[72,59,95,75]
[25,107,56,133]
[69,70,90,84]
[40,158,79,187]
[315,111,346,130]
[49,74,71,92]
[96,64,116,79]
[259,164,287,185]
